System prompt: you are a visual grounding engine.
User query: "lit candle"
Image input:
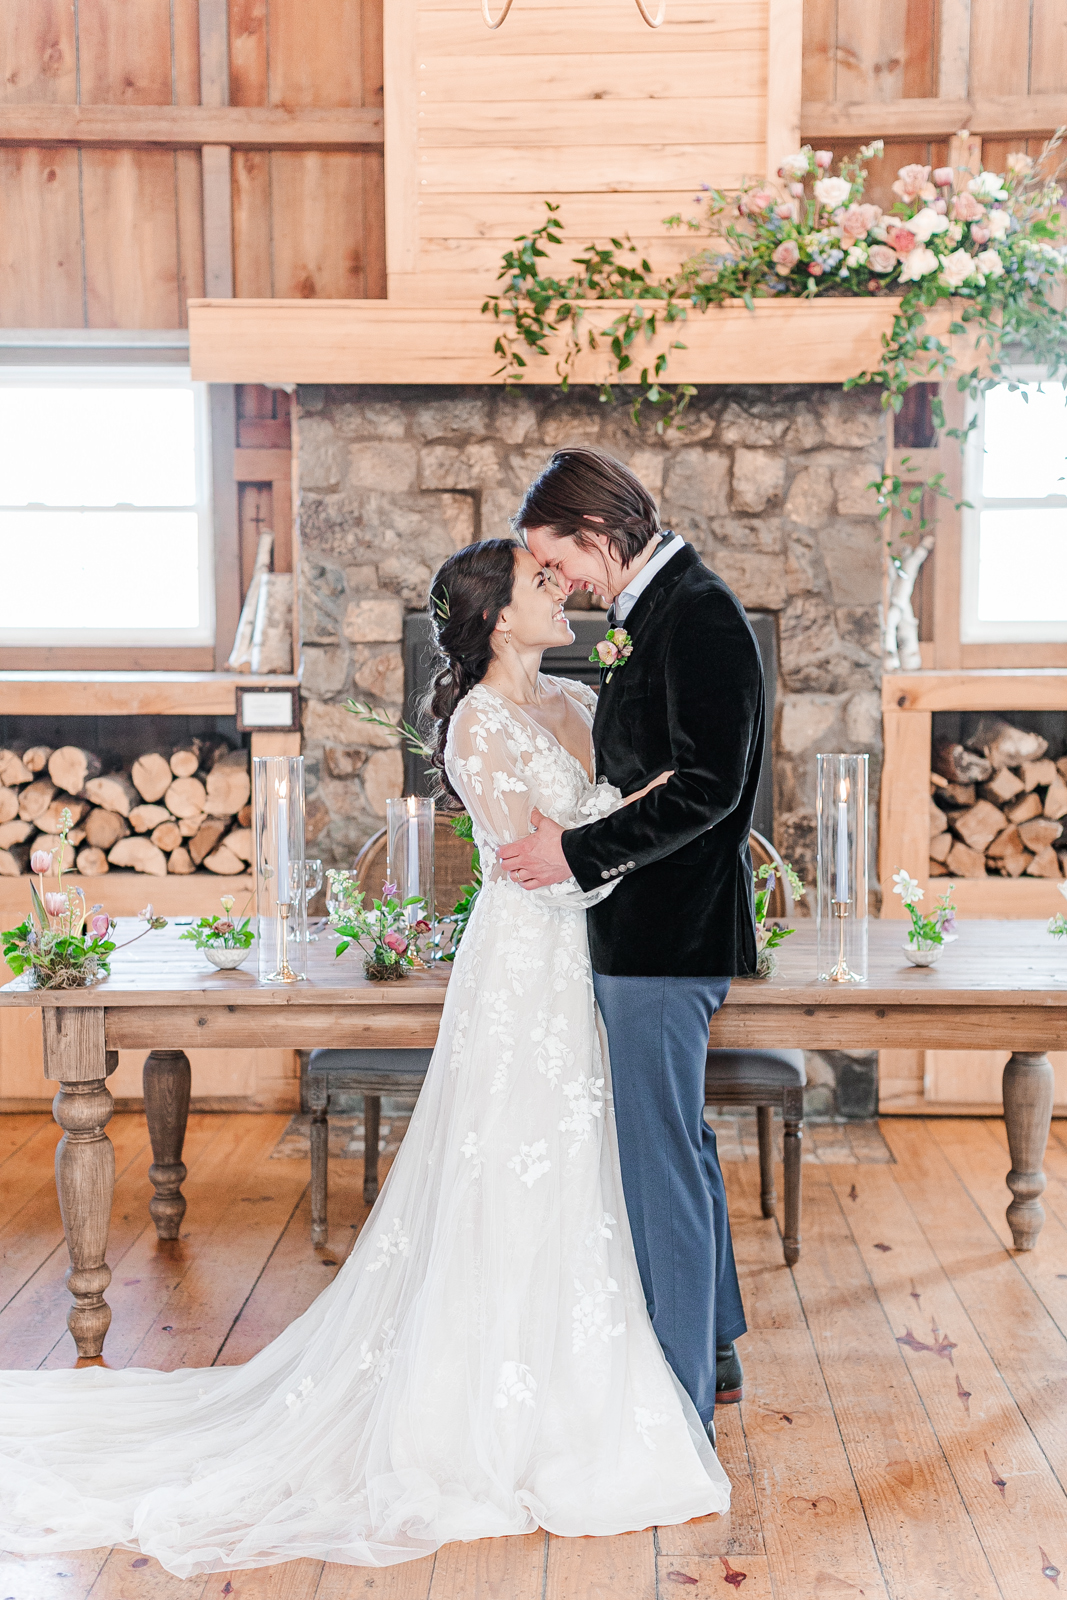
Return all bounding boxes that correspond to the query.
[835,774,849,903]
[276,778,290,902]
[406,796,420,917]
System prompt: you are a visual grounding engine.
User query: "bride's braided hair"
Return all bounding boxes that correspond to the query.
[425,539,518,802]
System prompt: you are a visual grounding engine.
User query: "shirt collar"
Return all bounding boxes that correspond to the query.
[613,532,684,623]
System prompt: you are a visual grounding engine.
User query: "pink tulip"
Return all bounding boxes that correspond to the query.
[89,913,110,937]
[814,150,833,169]
[739,187,776,216]
[44,892,68,917]
[933,167,954,187]
[384,931,408,955]
[382,881,398,900]
[30,850,53,875]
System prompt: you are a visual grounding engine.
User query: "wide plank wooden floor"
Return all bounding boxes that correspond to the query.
[2,1111,1067,1599]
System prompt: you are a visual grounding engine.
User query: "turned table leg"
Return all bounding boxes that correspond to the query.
[143,1050,191,1240]
[1002,1050,1055,1252]
[43,1009,116,1363]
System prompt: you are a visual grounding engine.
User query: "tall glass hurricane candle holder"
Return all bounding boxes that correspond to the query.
[253,755,307,982]
[816,753,868,984]
[387,797,435,928]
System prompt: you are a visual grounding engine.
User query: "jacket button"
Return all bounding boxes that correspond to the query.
[626,861,636,869]
[601,870,610,880]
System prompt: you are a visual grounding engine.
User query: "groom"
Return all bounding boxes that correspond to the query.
[498,446,765,1438]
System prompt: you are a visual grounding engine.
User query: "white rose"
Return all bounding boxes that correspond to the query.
[898,246,940,281]
[845,243,869,267]
[975,248,1005,278]
[779,152,810,179]
[946,221,964,245]
[985,210,1011,239]
[968,170,1008,202]
[813,176,851,209]
[909,207,950,242]
[940,248,977,289]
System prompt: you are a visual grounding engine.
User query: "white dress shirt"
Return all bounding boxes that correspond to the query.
[612,531,685,624]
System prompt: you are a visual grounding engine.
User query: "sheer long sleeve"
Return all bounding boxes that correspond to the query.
[445,690,621,910]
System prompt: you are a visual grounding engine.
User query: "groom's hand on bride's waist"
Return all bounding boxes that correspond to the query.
[497,810,572,888]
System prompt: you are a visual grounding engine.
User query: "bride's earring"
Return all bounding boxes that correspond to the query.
[503,629,512,646]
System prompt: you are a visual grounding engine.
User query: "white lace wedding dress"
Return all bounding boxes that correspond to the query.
[0,676,728,1577]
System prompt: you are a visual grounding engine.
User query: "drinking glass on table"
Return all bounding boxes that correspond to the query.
[298,857,324,940]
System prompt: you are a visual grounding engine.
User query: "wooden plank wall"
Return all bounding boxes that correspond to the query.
[802,0,1067,214]
[386,0,773,303]
[0,0,384,328]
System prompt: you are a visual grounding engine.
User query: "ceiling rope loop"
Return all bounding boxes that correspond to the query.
[482,0,665,26]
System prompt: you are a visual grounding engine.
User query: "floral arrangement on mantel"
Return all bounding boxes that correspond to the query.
[1048,881,1067,940]
[1,813,167,989]
[484,136,1067,433]
[892,869,958,966]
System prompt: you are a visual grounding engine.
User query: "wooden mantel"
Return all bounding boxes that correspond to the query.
[189,296,958,386]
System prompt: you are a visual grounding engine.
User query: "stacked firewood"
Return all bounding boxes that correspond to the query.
[930,717,1067,880]
[0,740,253,880]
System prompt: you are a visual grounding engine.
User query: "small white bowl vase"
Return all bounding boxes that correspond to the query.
[902,942,943,967]
[203,946,251,971]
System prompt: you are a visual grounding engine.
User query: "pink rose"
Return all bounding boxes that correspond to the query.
[807,262,823,276]
[414,919,431,934]
[595,640,620,665]
[212,918,235,935]
[892,163,931,200]
[774,203,794,219]
[772,240,800,273]
[970,225,991,244]
[951,192,984,222]
[887,225,916,255]
[44,892,68,917]
[788,181,805,198]
[384,931,408,955]
[739,187,776,216]
[89,913,110,937]
[933,166,954,187]
[867,244,899,274]
[840,202,881,240]
[814,150,833,169]
[30,850,53,875]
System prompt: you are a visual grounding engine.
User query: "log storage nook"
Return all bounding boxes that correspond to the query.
[4,0,1067,1593]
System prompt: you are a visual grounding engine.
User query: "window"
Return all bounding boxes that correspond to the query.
[0,368,213,647]
[961,372,1067,643]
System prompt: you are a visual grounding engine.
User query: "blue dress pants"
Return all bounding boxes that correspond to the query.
[592,971,746,1425]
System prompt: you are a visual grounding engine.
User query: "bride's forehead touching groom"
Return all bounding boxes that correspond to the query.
[504,444,766,1425]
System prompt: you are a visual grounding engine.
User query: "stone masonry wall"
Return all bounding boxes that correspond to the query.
[295,382,888,1115]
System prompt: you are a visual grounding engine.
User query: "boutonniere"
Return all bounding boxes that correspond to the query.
[589,627,634,682]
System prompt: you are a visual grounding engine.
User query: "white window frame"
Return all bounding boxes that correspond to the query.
[960,363,1067,644]
[0,364,215,648]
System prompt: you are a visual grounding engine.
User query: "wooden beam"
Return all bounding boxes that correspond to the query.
[188,295,964,386]
[0,105,384,148]
[233,447,292,482]
[210,384,241,673]
[802,93,1067,139]
[938,0,972,99]
[201,145,234,298]
[384,0,419,288]
[198,0,230,110]
[765,0,804,176]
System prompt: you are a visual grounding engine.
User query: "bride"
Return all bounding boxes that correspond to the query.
[0,538,729,1577]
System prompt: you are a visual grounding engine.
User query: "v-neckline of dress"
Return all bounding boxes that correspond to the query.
[475,679,596,786]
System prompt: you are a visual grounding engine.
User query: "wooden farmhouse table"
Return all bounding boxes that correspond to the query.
[1,918,1065,1363]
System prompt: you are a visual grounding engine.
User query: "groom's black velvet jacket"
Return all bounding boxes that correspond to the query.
[561,542,765,978]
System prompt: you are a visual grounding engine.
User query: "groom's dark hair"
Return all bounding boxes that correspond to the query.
[513,446,660,564]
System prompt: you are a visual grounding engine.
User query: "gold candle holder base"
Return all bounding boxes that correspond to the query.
[267,902,306,983]
[825,897,863,984]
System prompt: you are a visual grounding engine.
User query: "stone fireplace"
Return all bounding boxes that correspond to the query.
[295,380,888,1116]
